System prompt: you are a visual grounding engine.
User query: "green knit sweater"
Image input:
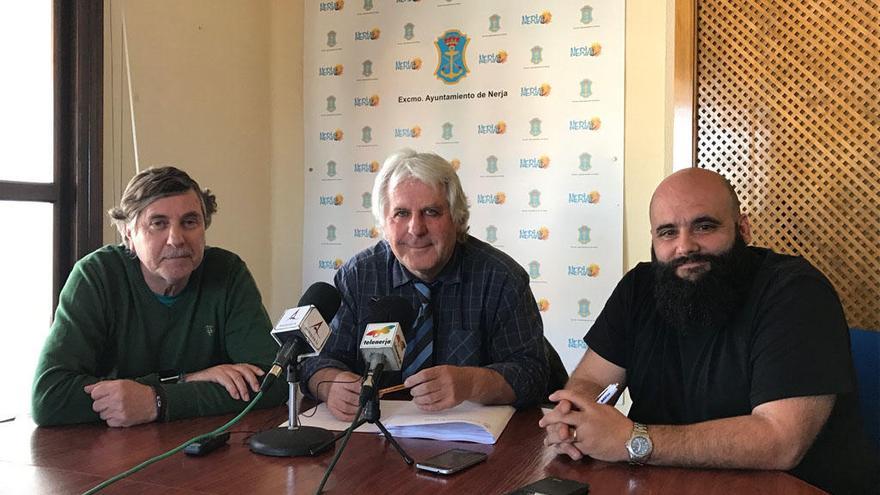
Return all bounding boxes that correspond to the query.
[32,245,286,426]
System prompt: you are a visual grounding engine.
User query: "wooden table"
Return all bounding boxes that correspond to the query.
[0,406,826,494]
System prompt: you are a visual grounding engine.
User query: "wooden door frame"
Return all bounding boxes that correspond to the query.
[672,0,697,170]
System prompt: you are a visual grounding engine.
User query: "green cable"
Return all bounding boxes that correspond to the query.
[82,390,265,495]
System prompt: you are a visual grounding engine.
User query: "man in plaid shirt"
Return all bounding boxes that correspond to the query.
[302,149,549,421]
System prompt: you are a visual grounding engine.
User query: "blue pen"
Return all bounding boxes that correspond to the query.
[596,383,618,405]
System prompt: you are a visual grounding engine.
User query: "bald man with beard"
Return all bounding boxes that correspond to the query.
[541,168,878,494]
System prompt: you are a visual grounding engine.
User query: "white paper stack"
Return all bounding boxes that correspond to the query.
[296,400,515,445]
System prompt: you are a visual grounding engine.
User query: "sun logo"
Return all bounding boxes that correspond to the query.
[494,192,506,204]
[591,43,602,56]
[334,64,344,75]
[588,191,601,204]
[370,161,380,172]
[538,227,550,240]
[587,264,600,277]
[537,298,550,312]
[370,28,381,40]
[496,50,508,63]
[410,126,422,137]
[539,83,551,96]
[495,121,507,134]
[334,258,344,269]
[411,57,423,69]
[450,158,461,171]
[538,155,550,168]
[369,227,379,238]
[334,0,344,10]
[369,95,380,106]
[366,326,392,337]
[333,194,344,206]
[540,11,552,23]
[333,129,344,141]
[590,117,602,130]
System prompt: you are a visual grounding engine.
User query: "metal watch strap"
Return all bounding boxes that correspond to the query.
[633,422,648,436]
[627,422,652,465]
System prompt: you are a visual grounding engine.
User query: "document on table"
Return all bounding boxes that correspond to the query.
[295,400,515,444]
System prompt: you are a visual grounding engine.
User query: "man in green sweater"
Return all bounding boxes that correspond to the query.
[32,166,285,427]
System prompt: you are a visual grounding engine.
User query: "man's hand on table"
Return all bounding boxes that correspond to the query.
[404,365,474,411]
[185,363,265,401]
[540,389,632,463]
[310,368,363,422]
[84,380,157,427]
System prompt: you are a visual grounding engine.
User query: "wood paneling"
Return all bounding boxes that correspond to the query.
[674,0,698,169]
[691,0,879,329]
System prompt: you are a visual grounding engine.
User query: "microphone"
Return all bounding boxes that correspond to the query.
[250,282,342,458]
[358,296,414,402]
[261,282,341,392]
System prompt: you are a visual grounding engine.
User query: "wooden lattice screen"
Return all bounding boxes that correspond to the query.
[695,0,880,329]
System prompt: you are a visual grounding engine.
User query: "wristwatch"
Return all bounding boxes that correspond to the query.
[625,422,653,464]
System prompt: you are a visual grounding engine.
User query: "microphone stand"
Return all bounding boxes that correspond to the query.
[249,356,335,457]
[313,364,413,494]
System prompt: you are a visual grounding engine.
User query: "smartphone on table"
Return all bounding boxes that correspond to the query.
[415,448,488,475]
[506,476,589,495]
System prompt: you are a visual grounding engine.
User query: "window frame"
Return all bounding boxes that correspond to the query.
[0,0,103,308]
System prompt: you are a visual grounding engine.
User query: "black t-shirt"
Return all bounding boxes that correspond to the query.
[586,247,879,494]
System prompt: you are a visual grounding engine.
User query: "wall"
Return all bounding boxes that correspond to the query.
[104,0,673,316]
[623,0,675,268]
[267,0,305,317]
[104,0,274,310]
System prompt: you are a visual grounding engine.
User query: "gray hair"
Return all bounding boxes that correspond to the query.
[108,166,217,249]
[372,149,469,242]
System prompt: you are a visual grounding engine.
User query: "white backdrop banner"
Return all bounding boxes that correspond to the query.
[302,0,625,372]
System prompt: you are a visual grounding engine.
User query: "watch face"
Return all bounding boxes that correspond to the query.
[631,437,650,456]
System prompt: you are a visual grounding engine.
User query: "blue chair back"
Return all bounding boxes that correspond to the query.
[850,328,880,451]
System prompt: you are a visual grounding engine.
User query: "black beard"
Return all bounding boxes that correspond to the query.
[651,234,757,336]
